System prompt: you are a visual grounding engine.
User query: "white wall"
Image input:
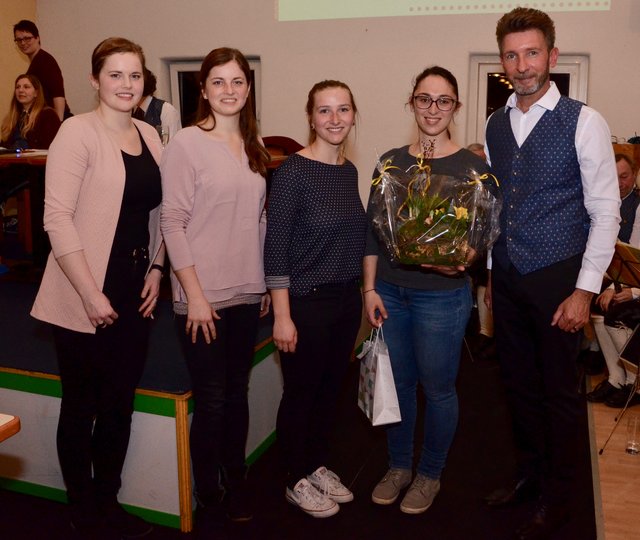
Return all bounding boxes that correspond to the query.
[33,0,640,197]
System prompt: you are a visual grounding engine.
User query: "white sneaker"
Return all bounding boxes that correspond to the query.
[307,466,354,503]
[285,478,339,518]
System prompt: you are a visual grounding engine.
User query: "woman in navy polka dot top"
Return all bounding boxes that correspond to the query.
[264,80,366,517]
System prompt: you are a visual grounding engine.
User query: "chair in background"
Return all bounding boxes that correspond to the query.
[263,136,304,198]
[263,135,303,158]
[0,179,32,259]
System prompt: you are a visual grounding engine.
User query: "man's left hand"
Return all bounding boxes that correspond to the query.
[551,288,594,333]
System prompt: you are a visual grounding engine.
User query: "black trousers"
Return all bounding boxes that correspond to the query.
[276,282,362,487]
[492,255,583,504]
[54,254,150,505]
[177,302,260,502]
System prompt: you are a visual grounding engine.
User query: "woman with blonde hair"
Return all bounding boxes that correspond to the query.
[264,79,366,518]
[1,73,60,149]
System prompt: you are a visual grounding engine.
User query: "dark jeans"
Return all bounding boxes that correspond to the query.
[492,255,583,504]
[54,254,150,505]
[177,302,260,502]
[276,281,362,487]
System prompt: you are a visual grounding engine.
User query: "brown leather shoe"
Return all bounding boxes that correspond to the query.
[515,502,569,540]
[484,477,539,507]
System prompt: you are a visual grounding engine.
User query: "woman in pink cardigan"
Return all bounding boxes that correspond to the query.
[160,47,270,530]
[31,38,164,538]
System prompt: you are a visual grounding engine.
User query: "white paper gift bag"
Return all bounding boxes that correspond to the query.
[357,327,401,426]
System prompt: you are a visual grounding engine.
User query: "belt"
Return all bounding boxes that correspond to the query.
[112,246,149,260]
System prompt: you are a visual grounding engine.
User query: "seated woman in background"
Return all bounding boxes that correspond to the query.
[1,74,61,149]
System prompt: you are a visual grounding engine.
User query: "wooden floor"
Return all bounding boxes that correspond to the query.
[588,375,640,540]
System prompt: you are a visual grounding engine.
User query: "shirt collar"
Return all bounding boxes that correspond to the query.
[139,95,153,113]
[505,81,560,113]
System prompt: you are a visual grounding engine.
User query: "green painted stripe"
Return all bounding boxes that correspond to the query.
[246,430,276,465]
[0,371,62,397]
[0,477,68,503]
[252,341,276,367]
[133,393,178,417]
[0,478,182,529]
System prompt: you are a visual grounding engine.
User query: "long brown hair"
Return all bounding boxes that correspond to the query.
[1,74,46,141]
[194,47,270,177]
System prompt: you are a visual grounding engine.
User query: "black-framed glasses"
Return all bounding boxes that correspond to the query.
[412,94,457,111]
[14,36,35,44]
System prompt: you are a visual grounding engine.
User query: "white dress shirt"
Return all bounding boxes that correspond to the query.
[485,82,620,293]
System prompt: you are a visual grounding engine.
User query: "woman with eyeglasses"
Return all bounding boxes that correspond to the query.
[363,66,489,515]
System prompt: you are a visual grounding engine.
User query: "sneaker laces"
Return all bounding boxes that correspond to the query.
[384,469,407,486]
[317,469,342,495]
[297,481,326,507]
[411,475,429,492]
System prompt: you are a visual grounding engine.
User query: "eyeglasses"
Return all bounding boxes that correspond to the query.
[14,36,34,44]
[413,94,457,111]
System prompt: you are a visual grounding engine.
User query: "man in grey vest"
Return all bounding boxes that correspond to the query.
[483,8,620,540]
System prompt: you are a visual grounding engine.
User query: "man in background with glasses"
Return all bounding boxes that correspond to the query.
[13,19,71,121]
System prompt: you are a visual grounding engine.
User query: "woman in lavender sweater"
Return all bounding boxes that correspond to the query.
[160,47,270,529]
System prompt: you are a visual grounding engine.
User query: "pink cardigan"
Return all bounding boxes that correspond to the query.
[31,112,163,333]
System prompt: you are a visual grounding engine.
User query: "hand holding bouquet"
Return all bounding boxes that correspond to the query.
[370,142,502,266]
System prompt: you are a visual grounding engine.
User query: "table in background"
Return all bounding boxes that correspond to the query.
[0,152,48,266]
[0,414,20,443]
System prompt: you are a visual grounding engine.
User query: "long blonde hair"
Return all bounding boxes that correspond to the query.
[0,74,46,142]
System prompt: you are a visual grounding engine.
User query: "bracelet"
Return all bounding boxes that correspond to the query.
[150,263,164,276]
[362,288,376,294]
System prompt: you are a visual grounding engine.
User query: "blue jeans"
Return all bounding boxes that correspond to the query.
[376,278,472,479]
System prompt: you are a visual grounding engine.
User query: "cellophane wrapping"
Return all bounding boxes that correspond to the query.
[369,156,502,266]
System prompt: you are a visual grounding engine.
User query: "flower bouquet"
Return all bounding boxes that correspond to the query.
[369,144,502,266]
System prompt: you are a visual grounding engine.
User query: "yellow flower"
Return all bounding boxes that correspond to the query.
[454,206,468,220]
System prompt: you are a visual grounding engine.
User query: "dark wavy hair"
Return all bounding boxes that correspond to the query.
[495,7,556,54]
[409,65,460,105]
[13,20,39,38]
[194,47,270,177]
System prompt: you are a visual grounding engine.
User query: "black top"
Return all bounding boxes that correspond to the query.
[110,133,162,256]
[264,153,367,296]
